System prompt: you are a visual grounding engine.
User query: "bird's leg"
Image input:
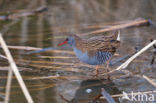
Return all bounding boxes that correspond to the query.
[106,60,111,80]
[95,65,99,77]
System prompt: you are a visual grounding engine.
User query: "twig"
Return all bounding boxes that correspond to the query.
[80,18,150,36]
[0,33,34,103]
[102,40,156,75]
[142,75,156,87]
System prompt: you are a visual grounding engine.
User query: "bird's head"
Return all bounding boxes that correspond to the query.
[58,35,77,47]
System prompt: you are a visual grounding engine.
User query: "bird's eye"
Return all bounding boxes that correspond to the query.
[66,38,68,41]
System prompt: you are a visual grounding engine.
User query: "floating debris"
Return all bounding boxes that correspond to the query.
[86,88,92,93]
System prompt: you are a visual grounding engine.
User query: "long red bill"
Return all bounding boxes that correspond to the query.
[58,41,68,46]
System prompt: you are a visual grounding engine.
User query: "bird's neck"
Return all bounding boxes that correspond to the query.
[74,37,87,53]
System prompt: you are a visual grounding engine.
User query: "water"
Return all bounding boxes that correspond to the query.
[0,0,156,103]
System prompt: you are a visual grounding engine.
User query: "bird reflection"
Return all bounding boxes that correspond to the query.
[70,79,120,103]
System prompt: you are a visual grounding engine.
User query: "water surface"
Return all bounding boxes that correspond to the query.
[0,0,156,103]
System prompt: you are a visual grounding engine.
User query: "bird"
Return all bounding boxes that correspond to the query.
[58,31,120,77]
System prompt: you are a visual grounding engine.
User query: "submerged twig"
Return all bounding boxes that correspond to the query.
[26,47,57,54]
[59,94,70,103]
[0,7,48,21]
[101,88,116,103]
[4,66,13,103]
[0,45,74,54]
[150,39,156,65]
[39,55,75,59]
[151,51,156,65]
[0,94,5,100]
[0,54,7,59]
[28,75,90,81]
[110,54,130,65]
[92,94,102,101]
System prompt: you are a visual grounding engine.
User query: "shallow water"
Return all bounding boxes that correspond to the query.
[0,0,156,103]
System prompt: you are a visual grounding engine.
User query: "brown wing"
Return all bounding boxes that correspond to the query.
[75,31,120,57]
[86,39,120,57]
[88,31,119,41]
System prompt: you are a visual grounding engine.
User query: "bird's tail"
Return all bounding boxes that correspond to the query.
[112,30,120,41]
